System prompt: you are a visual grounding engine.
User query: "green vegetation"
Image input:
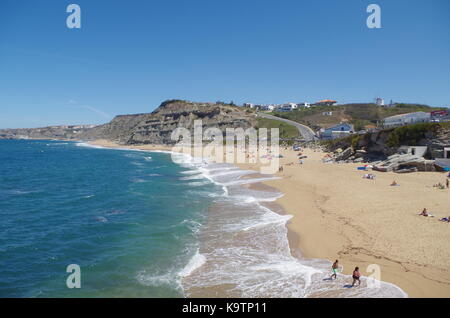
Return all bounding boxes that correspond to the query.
[256,117,299,139]
[320,134,355,150]
[159,99,187,107]
[321,122,450,152]
[269,103,445,130]
[386,122,443,148]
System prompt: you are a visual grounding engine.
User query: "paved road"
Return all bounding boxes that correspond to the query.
[257,112,318,142]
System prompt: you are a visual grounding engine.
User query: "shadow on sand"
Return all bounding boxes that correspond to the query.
[343,284,354,288]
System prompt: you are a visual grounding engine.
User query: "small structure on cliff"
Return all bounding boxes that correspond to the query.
[435,147,450,170]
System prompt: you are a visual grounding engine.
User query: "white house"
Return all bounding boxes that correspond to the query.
[297,102,311,108]
[398,145,428,157]
[383,112,431,128]
[375,97,384,106]
[320,123,354,140]
[278,103,298,112]
[243,103,255,109]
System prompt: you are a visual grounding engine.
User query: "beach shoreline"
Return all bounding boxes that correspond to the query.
[237,147,450,298]
[86,139,450,297]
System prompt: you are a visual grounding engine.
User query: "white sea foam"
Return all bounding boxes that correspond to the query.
[179,174,206,181]
[179,249,206,278]
[175,159,408,298]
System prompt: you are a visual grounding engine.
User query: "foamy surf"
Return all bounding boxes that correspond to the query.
[179,250,206,278]
[175,160,407,298]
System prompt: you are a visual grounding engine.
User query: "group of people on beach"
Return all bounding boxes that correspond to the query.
[433,178,449,189]
[419,208,450,222]
[330,260,361,287]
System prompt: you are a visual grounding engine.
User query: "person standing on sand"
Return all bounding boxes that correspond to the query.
[446,178,449,189]
[352,267,361,287]
[331,260,339,280]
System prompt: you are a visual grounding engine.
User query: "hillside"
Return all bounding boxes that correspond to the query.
[270,103,446,131]
[0,100,257,145]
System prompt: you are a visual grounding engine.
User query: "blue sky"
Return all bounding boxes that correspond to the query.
[0,0,449,128]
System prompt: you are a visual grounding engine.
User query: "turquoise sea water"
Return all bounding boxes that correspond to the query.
[0,140,219,297]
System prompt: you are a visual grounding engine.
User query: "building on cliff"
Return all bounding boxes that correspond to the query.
[319,123,354,140]
[314,99,337,106]
[382,112,431,128]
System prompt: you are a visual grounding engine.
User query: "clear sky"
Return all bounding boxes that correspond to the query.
[1,0,449,128]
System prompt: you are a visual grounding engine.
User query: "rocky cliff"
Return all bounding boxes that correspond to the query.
[322,122,450,161]
[0,100,257,145]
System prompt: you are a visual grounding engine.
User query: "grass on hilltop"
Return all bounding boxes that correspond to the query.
[256,117,299,139]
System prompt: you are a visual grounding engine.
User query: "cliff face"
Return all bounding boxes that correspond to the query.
[0,100,257,145]
[322,122,450,160]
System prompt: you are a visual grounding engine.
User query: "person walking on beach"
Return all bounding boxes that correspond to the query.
[352,267,361,287]
[446,178,449,189]
[331,260,339,280]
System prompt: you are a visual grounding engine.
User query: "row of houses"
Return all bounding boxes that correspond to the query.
[382,109,450,128]
[243,99,337,112]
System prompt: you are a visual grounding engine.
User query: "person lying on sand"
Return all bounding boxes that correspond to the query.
[433,183,445,189]
[331,260,339,280]
[439,216,450,222]
[352,267,361,287]
[390,180,398,186]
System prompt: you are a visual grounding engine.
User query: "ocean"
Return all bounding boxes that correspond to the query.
[0,140,407,298]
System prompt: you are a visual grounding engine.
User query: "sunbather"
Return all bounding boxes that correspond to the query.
[439,216,450,222]
[420,208,429,217]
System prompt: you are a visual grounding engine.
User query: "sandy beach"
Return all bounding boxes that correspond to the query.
[89,139,450,297]
[238,147,450,298]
